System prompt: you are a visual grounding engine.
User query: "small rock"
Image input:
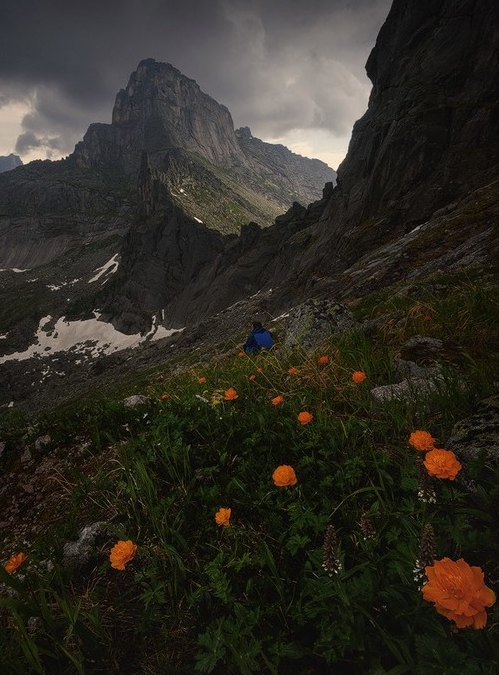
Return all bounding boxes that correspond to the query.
[371,377,442,403]
[123,394,150,408]
[20,448,32,464]
[34,434,51,451]
[63,522,108,565]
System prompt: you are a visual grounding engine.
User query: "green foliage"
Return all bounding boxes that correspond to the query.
[1,280,499,673]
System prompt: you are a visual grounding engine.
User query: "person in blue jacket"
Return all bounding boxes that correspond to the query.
[243,321,274,355]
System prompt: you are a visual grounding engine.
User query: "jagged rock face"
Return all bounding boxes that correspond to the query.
[75,60,244,174]
[73,59,335,205]
[105,176,334,333]
[0,160,133,268]
[235,126,336,207]
[0,154,22,173]
[291,0,499,285]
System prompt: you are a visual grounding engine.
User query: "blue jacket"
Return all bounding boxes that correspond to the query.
[244,327,274,354]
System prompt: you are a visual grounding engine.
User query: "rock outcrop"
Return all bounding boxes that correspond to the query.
[71,59,335,220]
[0,154,22,173]
[286,0,499,292]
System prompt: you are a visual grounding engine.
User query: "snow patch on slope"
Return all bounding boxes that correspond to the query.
[89,254,120,283]
[0,314,183,363]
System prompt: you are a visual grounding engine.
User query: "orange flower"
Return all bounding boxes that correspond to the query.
[257,367,263,373]
[249,374,256,381]
[352,371,367,383]
[198,377,207,384]
[214,507,231,527]
[224,387,238,400]
[238,351,246,358]
[272,465,297,487]
[423,558,496,628]
[423,315,431,321]
[297,411,313,425]
[423,448,462,480]
[409,430,436,452]
[160,393,170,400]
[318,355,329,365]
[271,395,284,405]
[287,367,299,376]
[110,540,137,570]
[4,552,27,574]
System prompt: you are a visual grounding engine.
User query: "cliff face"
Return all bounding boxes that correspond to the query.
[72,59,335,215]
[293,0,499,281]
[74,60,244,175]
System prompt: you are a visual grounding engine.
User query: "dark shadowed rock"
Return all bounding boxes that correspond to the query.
[277,0,499,299]
[447,394,499,463]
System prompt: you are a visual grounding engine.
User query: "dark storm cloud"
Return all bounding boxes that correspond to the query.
[1,0,392,159]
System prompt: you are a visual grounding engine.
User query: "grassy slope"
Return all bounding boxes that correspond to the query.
[0,278,498,674]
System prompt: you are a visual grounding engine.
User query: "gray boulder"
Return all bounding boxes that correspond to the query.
[283,298,357,351]
[63,522,108,566]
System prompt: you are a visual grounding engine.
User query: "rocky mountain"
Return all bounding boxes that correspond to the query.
[1,0,498,414]
[0,59,334,355]
[0,154,22,173]
[102,0,499,335]
[71,59,335,232]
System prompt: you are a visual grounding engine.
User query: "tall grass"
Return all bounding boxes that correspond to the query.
[1,279,498,674]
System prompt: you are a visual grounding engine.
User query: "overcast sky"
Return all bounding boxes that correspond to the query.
[0,0,392,170]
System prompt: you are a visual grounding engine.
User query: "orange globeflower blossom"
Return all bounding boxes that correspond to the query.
[271,395,284,405]
[424,448,462,480]
[409,430,436,452]
[352,371,367,383]
[318,355,329,365]
[272,465,297,487]
[423,558,496,628]
[160,393,170,400]
[238,351,246,358]
[287,367,299,376]
[297,411,313,425]
[257,367,263,373]
[214,507,231,527]
[110,540,137,570]
[249,374,256,381]
[4,552,27,574]
[198,377,207,384]
[224,387,238,400]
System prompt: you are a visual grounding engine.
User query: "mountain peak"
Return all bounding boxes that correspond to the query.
[0,154,23,173]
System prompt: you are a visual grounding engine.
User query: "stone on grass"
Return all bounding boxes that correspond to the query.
[284,298,357,351]
[63,522,108,566]
[123,394,150,408]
